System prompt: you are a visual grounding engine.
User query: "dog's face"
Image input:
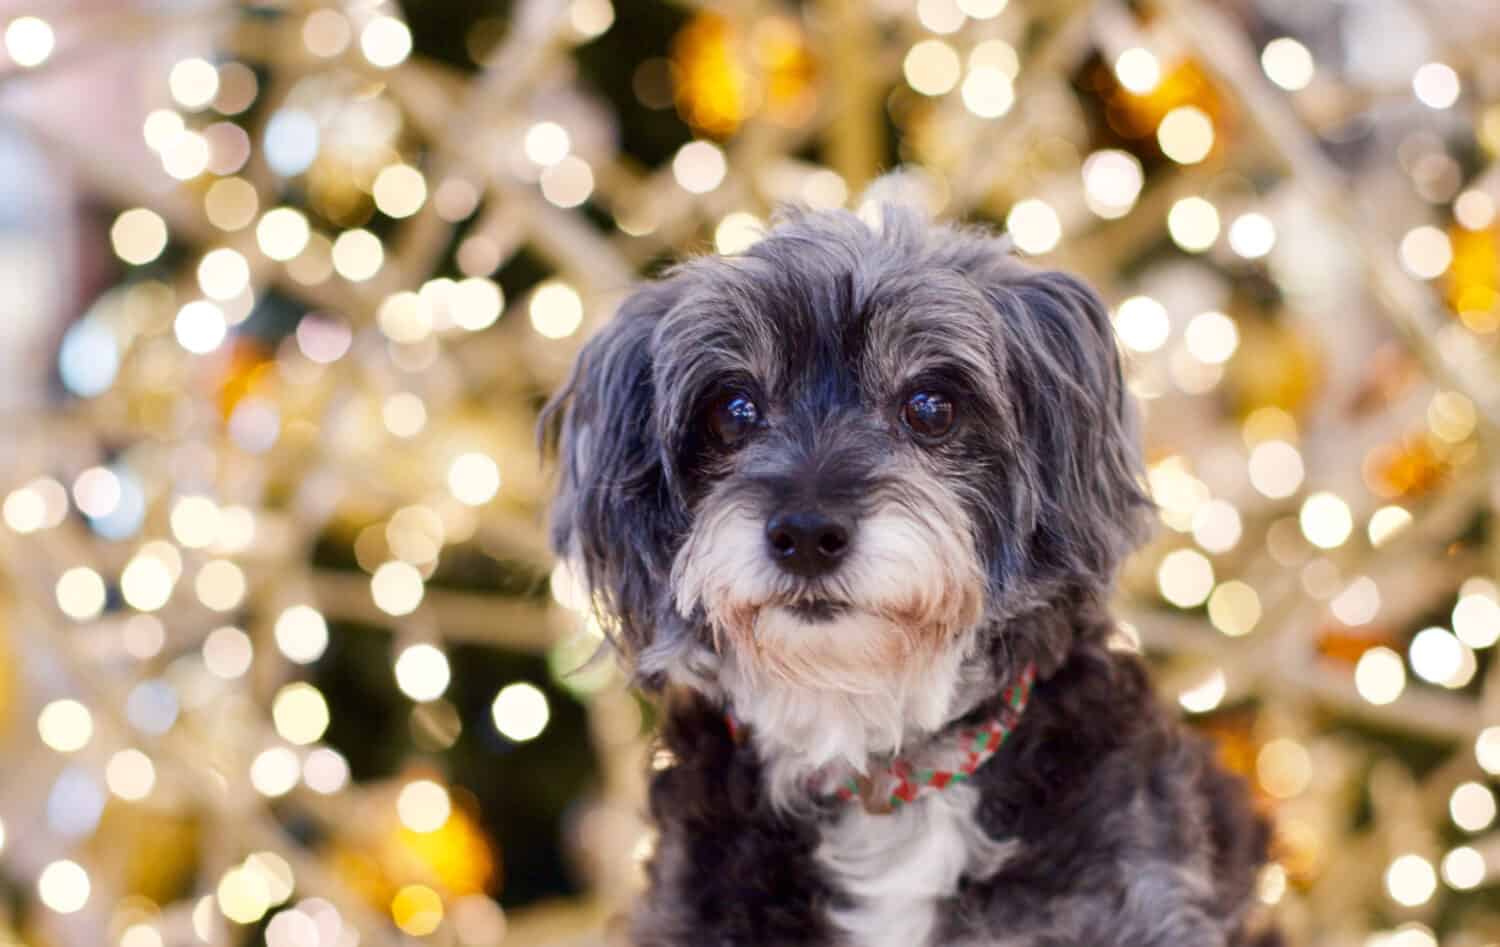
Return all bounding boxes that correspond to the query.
[547,195,1147,716]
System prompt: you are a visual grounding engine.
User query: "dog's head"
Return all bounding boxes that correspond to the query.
[545,181,1148,747]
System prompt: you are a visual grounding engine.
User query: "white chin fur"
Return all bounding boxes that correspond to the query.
[720,618,976,808]
[671,483,986,807]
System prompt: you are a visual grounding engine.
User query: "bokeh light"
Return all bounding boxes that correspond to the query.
[394,644,451,701]
[492,683,550,741]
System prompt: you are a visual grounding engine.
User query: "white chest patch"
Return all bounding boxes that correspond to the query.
[816,784,1016,947]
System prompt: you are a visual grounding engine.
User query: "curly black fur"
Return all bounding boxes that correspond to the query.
[631,605,1277,946]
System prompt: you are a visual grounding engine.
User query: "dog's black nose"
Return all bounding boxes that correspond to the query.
[765,511,850,577]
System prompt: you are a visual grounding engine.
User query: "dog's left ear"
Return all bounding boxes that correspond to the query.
[541,280,686,662]
[980,264,1151,587]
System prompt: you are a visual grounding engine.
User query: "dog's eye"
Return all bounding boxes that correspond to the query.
[901,391,956,440]
[709,393,761,446]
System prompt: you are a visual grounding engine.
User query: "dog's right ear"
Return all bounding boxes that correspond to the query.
[540,280,685,661]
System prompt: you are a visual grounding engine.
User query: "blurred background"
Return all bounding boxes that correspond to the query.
[0,0,1498,945]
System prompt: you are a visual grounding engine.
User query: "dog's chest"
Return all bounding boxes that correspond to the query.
[815,785,1016,947]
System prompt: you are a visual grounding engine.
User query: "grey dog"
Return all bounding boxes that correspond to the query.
[544,177,1278,947]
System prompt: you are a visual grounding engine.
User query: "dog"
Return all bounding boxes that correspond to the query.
[544,177,1277,947]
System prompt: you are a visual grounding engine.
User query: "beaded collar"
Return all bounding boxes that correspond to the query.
[726,663,1038,815]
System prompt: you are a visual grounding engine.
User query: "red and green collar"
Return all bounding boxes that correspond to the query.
[727,663,1038,815]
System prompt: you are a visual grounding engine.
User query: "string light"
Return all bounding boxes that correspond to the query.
[373,164,428,218]
[715,212,765,254]
[1207,581,1260,636]
[1257,739,1312,799]
[391,885,444,936]
[1005,199,1061,255]
[1409,627,1462,685]
[1184,311,1239,363]
[1412,63,1460,110]
[161,131,211,180]
[530,281,585,339]
[105,749,157,801]
[672,141,727,194]
[1113,47,1160,94]
[956,0,1006,18]
[250,748,301,798]
[197,248,251,300]
[1368,506,1412,547]
[37,860,90,914]
[1356,647,1405,705]
[73,467,121,519]
[168,58,220,110]
[372,562,425,616]
[916,0,965,34]
[3,486,45,534]
[174,301,228,354]
[274,605,329,665]
[5,16,55,67]
[569,0,615,38]
[540,155,595,207]
[1178,669,1226,713]
[492,683,550,741]
[111,209,169,265]
[1158,107,1215,165]
[960,67,1014,118]
[1453,190,1495,230]
[394,644,450,701]
[1452,592,1500,649]
[272,683,331,745]
[120,553,174,612]
[55,567,107,622]
[1386,854,1437,907]
[1227,212,1276,259]
[196,559,247,611]
[1261,38,1314,91]
[1081,150,1143,219]
[448,453,501,506]
[206,177,259,231]
[214,62,258,115]
[524,122,572,166]
[1399,226,1452,279]
[121,925,163,947]
[904,39,961,96]
[1330,576,1380,626]
[360,15,413,68]
[1299,492,1352,549]
[38,700,94,753]
[1192,500,1242,554]
[1441,847,1484,890]
[217,865,272,924]
[203,626,254,679]
[331,229,384,282]
[1114,296,1170,353]
[1449,782,1496,833]
[383,392,429,437]
[257,208,311,261]
[1247,440,1303,498]
[397,779,452,833]
[1157,549,1214,608]
[1167,197,1220,252]
[303,748,350,795]
[302,9,351,58]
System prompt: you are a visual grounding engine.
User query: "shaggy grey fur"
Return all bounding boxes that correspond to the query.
[543,184,1277,947]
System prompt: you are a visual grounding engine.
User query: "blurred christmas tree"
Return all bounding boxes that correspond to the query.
[0,0,1498,945]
